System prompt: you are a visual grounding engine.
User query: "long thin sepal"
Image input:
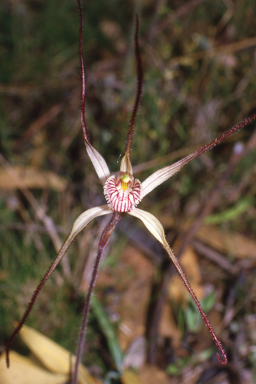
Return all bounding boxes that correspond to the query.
[77,0,111,185]
[5,205,111,368]
[129,207,227,364]
[72,211,126,384]
[77,0,89,143]
[141,112,256,198]
[124,15,143,163]
[85,142,111,185]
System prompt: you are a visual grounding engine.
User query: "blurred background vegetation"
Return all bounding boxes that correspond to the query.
[1,0,256,383]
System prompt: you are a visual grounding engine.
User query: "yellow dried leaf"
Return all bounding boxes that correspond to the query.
[0,351,67,384]
[18,325,101,384]
[159,214,256,260]
[121,369,143,384]
[0,166,66,191]
[159,301,181,346]
[197,225,256,259]
[139,364,170,384]
[115,245,154,351]
[168,245,203,306]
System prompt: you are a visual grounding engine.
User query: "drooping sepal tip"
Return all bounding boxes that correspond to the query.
[128,207,228,364]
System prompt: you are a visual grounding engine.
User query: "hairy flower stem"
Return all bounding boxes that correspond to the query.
[164,240,227,363]
[72,211,125,384]
[77,0,90,143]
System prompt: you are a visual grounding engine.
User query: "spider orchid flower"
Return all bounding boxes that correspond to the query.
[6,2,256,383]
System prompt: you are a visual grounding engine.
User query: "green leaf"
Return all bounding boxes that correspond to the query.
[91,295,123,373]
[205,198,253,224]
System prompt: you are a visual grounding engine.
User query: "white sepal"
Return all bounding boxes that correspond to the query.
[85,142,111,185]
[120,153,133,174]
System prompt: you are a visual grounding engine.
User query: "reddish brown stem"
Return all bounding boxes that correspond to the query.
[125,15,143,159]
[167,240,227,364]
[77,0,90,143]
[72,212,125,384]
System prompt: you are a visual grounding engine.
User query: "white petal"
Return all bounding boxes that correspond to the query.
[128,207,228,363]
[70,204,112,241]
[141,125,244,198]
[85,142,111,185]
[141,155,194,198]
[128,207,181,269]
[129,207,198,290]
[129,207,165,245]
[52,205,112,270]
